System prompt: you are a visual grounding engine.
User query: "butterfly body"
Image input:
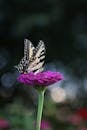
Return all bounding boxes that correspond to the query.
[15,39,45,74]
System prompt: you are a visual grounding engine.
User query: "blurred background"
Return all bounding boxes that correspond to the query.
[0,0,87,130]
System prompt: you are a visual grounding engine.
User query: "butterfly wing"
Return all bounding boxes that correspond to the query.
[15,39,45,74]
[15,57,26,73]
[24,39,35,61]
[15,39,35,73]
[27,40,46,74]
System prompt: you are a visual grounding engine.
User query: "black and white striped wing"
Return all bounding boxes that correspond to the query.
[15,39,35,73]
[27,40,46,74]
[24,39,35,61]
[15,39,45,74]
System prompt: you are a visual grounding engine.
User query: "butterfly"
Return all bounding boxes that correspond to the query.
[15,39,46,74]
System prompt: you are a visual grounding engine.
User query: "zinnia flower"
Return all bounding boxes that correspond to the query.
[17,71,64,87]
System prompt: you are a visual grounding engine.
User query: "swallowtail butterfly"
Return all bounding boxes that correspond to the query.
[15,39,46,74]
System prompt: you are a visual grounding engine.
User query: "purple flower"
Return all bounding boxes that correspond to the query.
[0,119,10,129]
[40,120,52,129]
[17,71,64,87]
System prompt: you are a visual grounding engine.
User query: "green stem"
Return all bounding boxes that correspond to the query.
[36,90,45,130]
